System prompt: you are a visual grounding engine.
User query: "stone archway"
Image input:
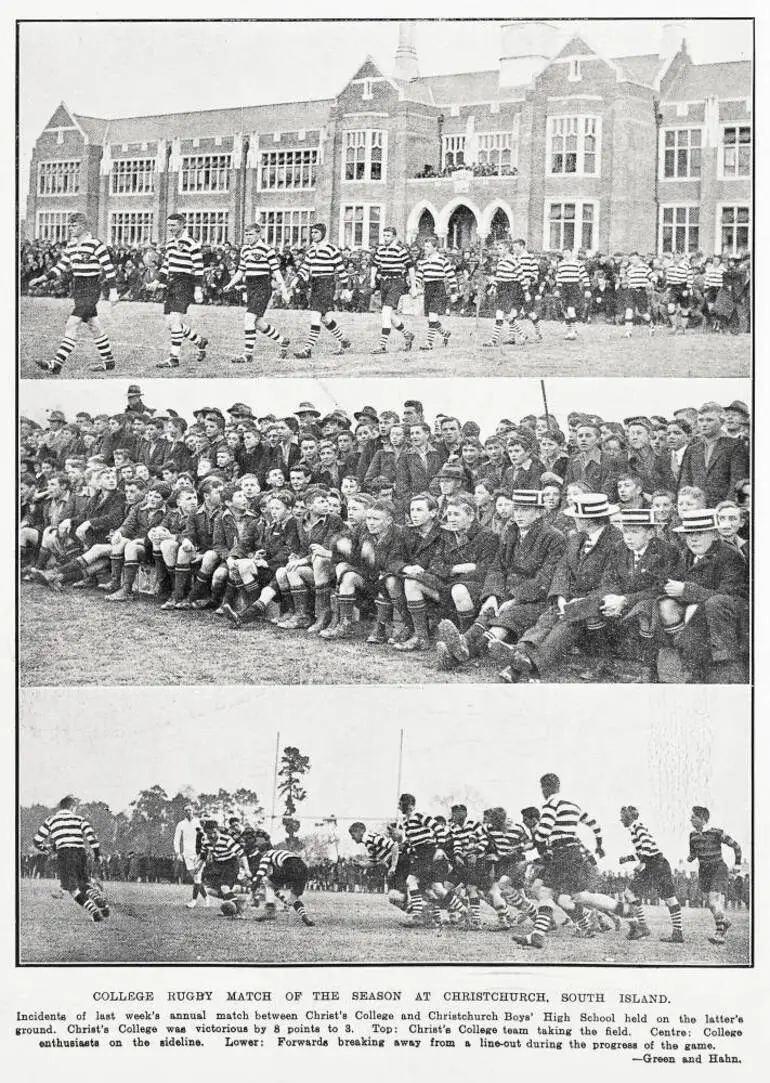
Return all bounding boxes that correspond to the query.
[405,200,440,243]
[480,200,514,243]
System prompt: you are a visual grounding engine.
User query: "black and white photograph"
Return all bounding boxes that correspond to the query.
[18,684,751,966]
[18,19,751,379]
[19,376,751,686]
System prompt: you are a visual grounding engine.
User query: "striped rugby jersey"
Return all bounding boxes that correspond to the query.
[50,236,117,287]
[296,242,344,282]
[416,252,459,293]
[626,263,652,290]
[238,241,281,280]
[159,232,204,282]
[483,822,533,859]
[373,241,414,278]
[515,250,539,290]
[199,831,245,863]
[627,819,663,861]
[555,259,590,290]
[255,848,304,879]
[400,810,441,850]
[362,832,396,867]
[665,262,693,288]
[534,795,603,851]
[688,827,741,866]
[34,809,99,853]
[704,265,725,289]
[494,254,520,284]
[449,818,486,858]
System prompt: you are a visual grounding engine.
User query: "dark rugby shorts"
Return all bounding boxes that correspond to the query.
[423,280,447,317]
[634,853,676,900]
[269,856,308,897]
[309,276,336,315]
[629,287,650,314]
[698,860,729,896]
[560,283,584,311]
[667,284,690,308]
[206,857,240,893]
[164,276,196,315]
[71,279,102,321]
[408,844,437,886]
[57,848,89,893]
[496,281,525,314]
[246,278,272,318]
[380,277,407,309]
[541,843,591,895]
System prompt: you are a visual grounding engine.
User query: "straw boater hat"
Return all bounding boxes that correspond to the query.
[295,401,321,418]
[618,508,656,527]
[672,509,719,533]
[511,489,545,507]
[564,493,619,518]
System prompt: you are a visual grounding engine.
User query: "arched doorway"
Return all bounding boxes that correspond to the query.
[446,204,478,249]
[416,208,436,239]
[488,207,512,242]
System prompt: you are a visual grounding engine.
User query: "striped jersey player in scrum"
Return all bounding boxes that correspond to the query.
[33,795,110,923]
[29,212,119,375]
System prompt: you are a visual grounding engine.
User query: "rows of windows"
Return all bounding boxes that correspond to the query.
[262,208,313,250]
[177,210,230,244]
[38,160,81,196]
[661,125,752,180]
[35,211,71,241]
[659,204,751,255]
[180,154,232,193]
[340,203,382,248]
[110,212,154,246]
[259,149,318,191]
[111,159,155,195]
[344,130,384,182]
[547,201,595,251]
[441,132,517,174]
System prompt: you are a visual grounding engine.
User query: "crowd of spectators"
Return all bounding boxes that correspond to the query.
[20,237,751,330]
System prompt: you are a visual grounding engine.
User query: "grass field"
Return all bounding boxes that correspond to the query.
[19,297,750,379]
[19,581,653,686]
[18,878,749,965]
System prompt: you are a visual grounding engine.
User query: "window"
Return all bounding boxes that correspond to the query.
[111,159,155,196]
[259,149,318,191]
[178,210,230,244]
[262,209,313,250]
[476,132,517,175]
[721,126,751,178]
[720,206,750,254]
[442,135,466,170]
[343,130,385,182]
[38,160,81,196]
[548,116,600,175]
[660,206,699,253]
[548,202,596,250]
[568,58,582,81]
[35,211,71,241]
[341,204,382,249]
[110,212,154,246]
[179,154,231,193]
[362,79,374,100]
[662,129,702,178]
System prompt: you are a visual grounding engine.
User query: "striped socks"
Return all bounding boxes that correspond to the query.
[181,323,201,345]
[54,336,77,367]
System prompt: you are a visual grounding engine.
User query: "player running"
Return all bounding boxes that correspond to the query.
[33,795,110,923]
[688,806,742,945]
[619,805,683,943]
[29,212,119,375]
[223,222,291,363]
[290,223,351,360]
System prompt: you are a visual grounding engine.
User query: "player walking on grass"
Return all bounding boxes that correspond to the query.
[370,226,417,354]
[554,249,591,340]
[33,795,109,923]
[150,213,208,369]
[619,805,683,943]
[173,803,209,909]
[290,223,351,360]
[223,222,291,363]
[30,213,119,375]
[688,806,742,945]
[416,236,459,351]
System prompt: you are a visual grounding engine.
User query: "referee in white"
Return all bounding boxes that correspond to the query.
[173,803,209,908]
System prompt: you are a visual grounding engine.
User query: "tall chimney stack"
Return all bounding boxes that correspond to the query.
[394,20,420,82]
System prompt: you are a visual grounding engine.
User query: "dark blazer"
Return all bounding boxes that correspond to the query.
[182,505,221,552]
[213,508,260,560]
[548,525,620,601]
[679,538,749,603]
[75,489,126,542]
[678,437,749,507]
[262,516,301,570]
[296,512,345,557]
[502,457,546,493]
[395,446,444,502]
[140,438,169,476]
[481,515,567,603]
[563,452,625,502]
[364,446,403,490]
[163,440,195,476]
[627,446,676,495]
[604,536,684,607]
[118,503,165,539]
[428,521,499,590]
[357,524,408,582]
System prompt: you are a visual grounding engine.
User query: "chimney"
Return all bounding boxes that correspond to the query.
[394,20,420,82]
[499,20,565,88]
[660,21,687,63]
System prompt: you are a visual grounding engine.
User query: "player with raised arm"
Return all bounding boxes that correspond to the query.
[370,226,417,354]
[223,222,291,363]
[151,213,208,369]
[29,213,119,375]
[688,806,742,945]
[619,805,683,943]
[33,795,109,923]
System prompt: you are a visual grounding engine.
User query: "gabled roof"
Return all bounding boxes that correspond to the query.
[93,98,333,146]
[413,69,525,105]
[662,60,751,101]
[44,103,76,129]
[555,36,596,59]
[612,54,663,86]
[73,114,109,143]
